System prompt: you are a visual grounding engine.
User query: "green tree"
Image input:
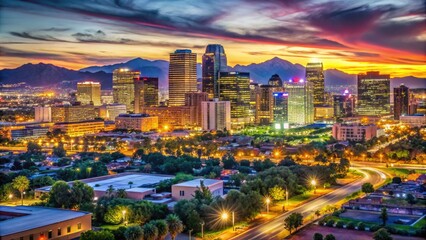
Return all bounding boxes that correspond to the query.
[269,185,285,202]
[151,220,168,240]
[193,180,213,205]
[81,230,114,240]
[142,222,158,240]
[222,153,237,169]
[373,228,393,240]
[406,193,417,205]
[27,141,42,154]
[128,181,134,189]
[49,181,72,208]
[104,205,126,224]
[125,225,143,240]
[12,176,30,205]
[361,183,374,194]
[313,233,323,240]
[70,181,94,209]
[166,214,184,240]
[116,189,127,198]
[31,176,54,189]
[283,212,303,234]
[379,207,388,226]
[324,234,336,240]
[52,143,66,157]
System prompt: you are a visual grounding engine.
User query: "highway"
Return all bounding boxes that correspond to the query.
[229,167,388,240]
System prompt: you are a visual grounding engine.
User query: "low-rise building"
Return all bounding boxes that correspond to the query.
[0,206,91,240]
[201,99,231,131]
[332,123,377,141]
[52,120,105,137]
[143,106,195,129]
[51,104,99,123]
[172,179,223,201]
[115,114,158,132]
[99,104,127,120]
[400,114,426,127]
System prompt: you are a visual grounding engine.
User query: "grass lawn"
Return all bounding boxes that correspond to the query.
[384,167,426,177]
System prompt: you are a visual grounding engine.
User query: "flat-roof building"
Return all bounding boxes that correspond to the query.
[0,206,91,240]
[52,120,105,137]
[115,113,158,132]
[172,179,223,201]
[332,123,378,141]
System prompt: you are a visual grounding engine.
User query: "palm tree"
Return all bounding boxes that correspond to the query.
[12,176,30,205]
[152,220,168,240]
[116,189,127,198]
[379,207,388,226]
[106,185,115,197]
[166,214,183,240]
[128,181,134,189]
[142,223,158,240]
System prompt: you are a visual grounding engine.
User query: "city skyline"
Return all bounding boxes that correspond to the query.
[1,0,425,78]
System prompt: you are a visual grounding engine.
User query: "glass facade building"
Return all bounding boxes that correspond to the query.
[76,81,101,106]
[306,62,324,106]
[113,69,140,112]
[218,72,251,128]
[284,79,314,126]
[169,49,197,106]
[357,71,390,116]
[202,44,227,99]
[272,92,289,129]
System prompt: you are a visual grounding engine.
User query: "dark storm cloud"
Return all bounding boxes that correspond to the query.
[9,31,70,42]
[307,4,396,36]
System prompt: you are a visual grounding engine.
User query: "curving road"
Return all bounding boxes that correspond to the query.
[229,167,388,240]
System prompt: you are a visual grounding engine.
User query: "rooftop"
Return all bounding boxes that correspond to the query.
[0,206,90,236]
[173,179,223,188]
[37,174,173,192]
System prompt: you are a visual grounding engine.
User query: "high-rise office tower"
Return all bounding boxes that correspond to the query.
[134,77,159,113]
[185,92,209,127]
[169,49,197,106]
[284,79,314,125]
[255,74,284,124]
[113,69,140,112]
[268,74,283,87]
[76,81,101,106]
[249,83,260,124]
[272,92,289,129]
[357,71,390,116]
[202,44,227,99]
[306,62,324,106]
[333,89,355,119]
[394,84,412,120]
[34,106,52,123]
[218,72,251,128]
[201,99,231,131]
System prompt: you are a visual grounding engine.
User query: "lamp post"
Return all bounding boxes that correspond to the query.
[221,211,235,231]
[311,179,317,194]
[265,197,271,214]
[188,229,193,240]
[200,221,205,239]
[122,210,126,225]
[285,185,289,211]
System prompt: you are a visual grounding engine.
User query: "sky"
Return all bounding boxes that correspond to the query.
[1,0,425,77]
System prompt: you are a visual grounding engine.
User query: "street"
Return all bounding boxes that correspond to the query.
[229,167,387,240]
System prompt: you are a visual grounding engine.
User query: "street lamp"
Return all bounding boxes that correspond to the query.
[311,179,317,194]
[200,221,205,239]
[122,210,126,225]
[188,229,193,240]
[265,197,271,214]
[221,211,235,231]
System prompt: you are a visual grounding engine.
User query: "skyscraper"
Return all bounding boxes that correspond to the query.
[134,77,159,113]
[113,69,140,112]
[185,92,209,127]
[394,84,411,120]
[333,90,355,119]
[284,79,314,125]
[218,72,251,128]
[202,44,227,99]
[357,71,390,116]
[169,49,197,106]
[272,92,289,129]
[76,81,101,106]
[201,99,231,131]
[255,74,284,124]
[305,62,324,106]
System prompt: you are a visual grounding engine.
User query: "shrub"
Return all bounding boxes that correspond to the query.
[326,219,335,227]
[313,232,323,240]
[336,221,344,228]
[370,224,381,232]
[396,229,409,236]
[357,222,366,231]
[318,218,326,226]
[324,234,336,240]
[346,222,356,230]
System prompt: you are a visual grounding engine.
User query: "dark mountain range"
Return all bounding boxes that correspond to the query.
[0,63,112,88]
[1,58,424,92]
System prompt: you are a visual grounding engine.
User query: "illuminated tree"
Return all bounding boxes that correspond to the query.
[12,176,30,205]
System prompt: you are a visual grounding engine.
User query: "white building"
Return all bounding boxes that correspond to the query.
[201,99,231,131]
[172,179,223,201]
[99,104,127,120]
[400,114,426,127]
[34,106,51,123]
